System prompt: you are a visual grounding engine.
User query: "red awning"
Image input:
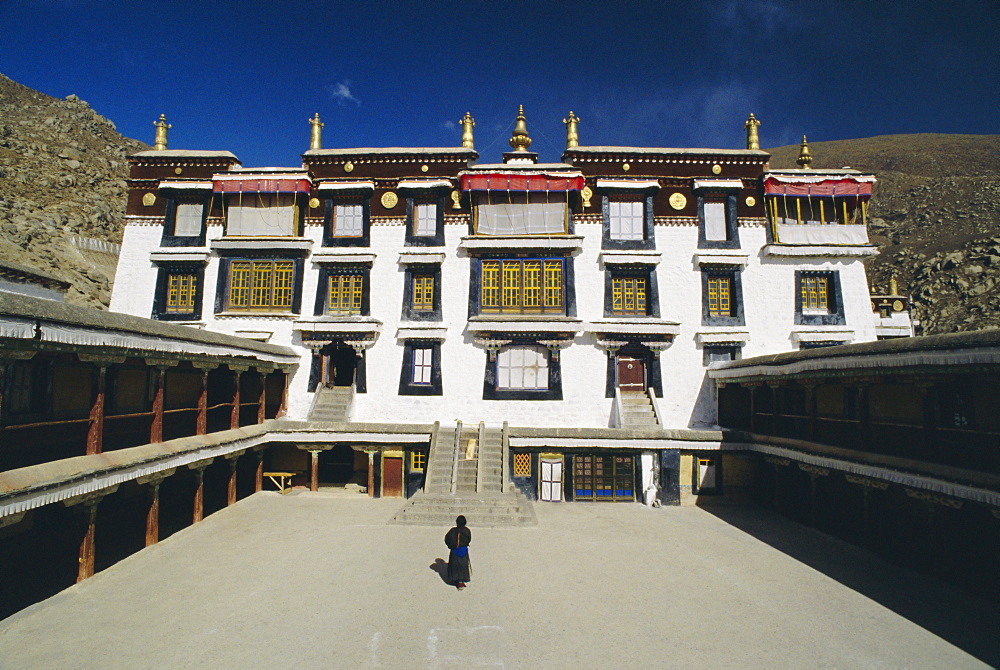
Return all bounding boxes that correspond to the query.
[764,178,873,197]
[460,173,585,192]
[213,178,312,194]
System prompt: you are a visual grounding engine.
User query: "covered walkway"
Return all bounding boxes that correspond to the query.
[0,492,995,668]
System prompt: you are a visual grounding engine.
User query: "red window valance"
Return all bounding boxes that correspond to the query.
[213,178,312,194]
[460,173,585,192]
[764,177,873,197]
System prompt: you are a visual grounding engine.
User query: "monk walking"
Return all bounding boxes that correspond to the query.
[444,515,471,590]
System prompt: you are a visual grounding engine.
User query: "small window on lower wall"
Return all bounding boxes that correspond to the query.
[605,266,659,317]
[398,341,442,395]
[795,271,845,325]
[483,344,562,400]
[410,450,427,471]
[695,456,721,495]
[701,267,744,326]
[513,452,532,477]
[703,344,741,366]
[152,265,204,320]
[401,265,442,321]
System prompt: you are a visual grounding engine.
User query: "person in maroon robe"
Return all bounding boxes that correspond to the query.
[444,515,471,590]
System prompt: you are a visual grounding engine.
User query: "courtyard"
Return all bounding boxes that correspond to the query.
[0,491,996,668]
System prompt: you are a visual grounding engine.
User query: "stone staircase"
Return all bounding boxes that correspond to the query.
[391,422,536,527]
[308,386,354,422]
[620,391,660,427]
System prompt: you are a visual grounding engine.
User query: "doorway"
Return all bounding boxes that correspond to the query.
[323,345,357,387]
[382,456,403,497]
[540,458,563,502]
[318,444,356,484]
[617,354,646,392]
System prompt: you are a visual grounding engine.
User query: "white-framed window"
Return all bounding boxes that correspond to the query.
[226,193,296,236]
[411,347,433,385]
[333,204,364,237]
[173,202,203,236]
[608,200,643,240]
[414,203,437,236]
[497,346,549,390]
[704,200,728,241]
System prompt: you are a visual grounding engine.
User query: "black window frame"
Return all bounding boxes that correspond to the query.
[483,341,562,401]
[697,192,740,249]
[603,264,660,318]
[152,262,206,321]
[398,340,443,396]
[160,193,209,247]
[601,192,655,251]
[468,254,576,318]
[701,265,745,326]
[314,264,371,317]
[401,264,442,321]
[214,255,304,315]
[795,270,845,326]
[322,197,371,247]
[404,195,446,247]
[702,343,743,366]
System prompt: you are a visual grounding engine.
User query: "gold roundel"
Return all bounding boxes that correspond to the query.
[622,163,630,171]
[668,192,687,210]
[745,196,757,207]
[711,164,722,175]
[309,197,320,209]
[142,192,156,207]
[174,167,183,175]
[381,191,399,209]
[343,161,354,173]
[892,299,904,312]
[420,164,429,173]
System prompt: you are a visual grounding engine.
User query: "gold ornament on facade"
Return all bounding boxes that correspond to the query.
[343,161,354,173]
[153,114,170,151]
[450,190,462,210]
[460,112,475,150]
[174,167,183,175]
[744,113,761,150]
[711,164,722,175]
[142,193,156,207]
[622,163,630,171]
[581,185,593,208]
[421,164,429,172]
[309,197,320,209]
[892,300,904,312]
[563,111,580,149]
[745,196,756,207]
[669,192,687,210]
[509,104,532,152]
[797,135,813,169]
[381,191,399,209]
[309,113,324,150]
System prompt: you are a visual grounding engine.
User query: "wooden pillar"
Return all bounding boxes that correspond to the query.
[255,450,264,493]
[257,369,266,424]
[227,456,238,506]
[150,367,166,444]
[196,368,209,436]
[86,366,107,455]
[77,502,99,582]
[310,450,320,492]
[367,450,375,498]
[230,368,241,430]
[145,481,161,547]
[277,371,289,418]
[192,465,206,523]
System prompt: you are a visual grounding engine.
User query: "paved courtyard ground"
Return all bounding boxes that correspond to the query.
[0,491,996,668]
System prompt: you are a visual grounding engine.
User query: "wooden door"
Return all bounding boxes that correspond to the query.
[617,356,646,392]
[540,459,563,502]
[382,457,403,497]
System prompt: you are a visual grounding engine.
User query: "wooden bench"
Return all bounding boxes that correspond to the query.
[263,471,295,493]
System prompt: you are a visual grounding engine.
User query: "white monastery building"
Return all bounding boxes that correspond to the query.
[108,108,910,508]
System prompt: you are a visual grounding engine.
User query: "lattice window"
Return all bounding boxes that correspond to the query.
[481,259,563,314]
[497,346,549,389]
[611,276,647,316]
[414,203,437,236]
[801,275,830,314]
[608,199,644,240]
[412,274,434,311]
[228,260,294,311]
[328,273,364,315]
[333,204,364,237]
[411,347,433,384]
[411,450,427,471]
[165,273,198,313]
[707,276,732,317]
[513,452,531,477]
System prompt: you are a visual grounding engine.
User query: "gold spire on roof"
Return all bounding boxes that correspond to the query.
[509,104,532,152]
[890,276,899,296]
[745,113,761,150]
[309,113,324,150]
[564,111,580,149]
[460,112,475,150]
[797,135,813,169]
[153,114,170,151]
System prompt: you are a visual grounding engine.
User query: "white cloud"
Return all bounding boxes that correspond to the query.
[327,81,360,106]
[442,120,457,131]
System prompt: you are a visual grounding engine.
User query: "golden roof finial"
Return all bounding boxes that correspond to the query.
[153,114,171,151]
[509,104,532,152]
[745,113,761,150]
[797,135,813,169]
[890,276,899,296]
[309,113,324,151]
[564,111,580,149]
[460,112,475,150]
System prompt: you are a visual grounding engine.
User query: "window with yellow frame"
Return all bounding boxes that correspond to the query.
[227,260,295,312]
[410,450,427,471]
[327,272,364,315]
[411,274,434,311]
[480,258,563,314]
[165,272,198,313]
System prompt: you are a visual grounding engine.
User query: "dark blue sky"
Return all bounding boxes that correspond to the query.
[1,0,997,167]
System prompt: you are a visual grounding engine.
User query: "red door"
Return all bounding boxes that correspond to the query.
[382,457,403,497]
[617,356,646,392]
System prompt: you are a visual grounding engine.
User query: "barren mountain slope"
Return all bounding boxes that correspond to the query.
[767,134,1000,334]
[0,73,147,307]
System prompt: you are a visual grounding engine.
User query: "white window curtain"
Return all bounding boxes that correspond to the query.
[704,201,728,241]
[477,202,566,235]
[497,346,549,390]
[227,193,295,236]
[414,204,437,236]
[174,202,203,236]
[334,204,364,236]
[412,347,433,384]
[608,200,643,240]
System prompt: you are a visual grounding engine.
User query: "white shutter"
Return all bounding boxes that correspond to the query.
[412,348,432,384]
[704,201,727,241]
[609,200,643,240]
[415,204,436,236]
[174,203,203,236]
[227,193,295,236]
[477,203,566,235]
[334,204,364,236]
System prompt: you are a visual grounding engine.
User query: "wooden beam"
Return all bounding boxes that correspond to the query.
[86,366,106,456]
[150,367,166,444]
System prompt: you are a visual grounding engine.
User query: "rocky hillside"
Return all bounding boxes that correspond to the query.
[0,73,146,307]
[767,134,1000,334]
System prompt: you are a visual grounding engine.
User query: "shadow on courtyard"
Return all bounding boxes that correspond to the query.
[697,499,1000,667]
